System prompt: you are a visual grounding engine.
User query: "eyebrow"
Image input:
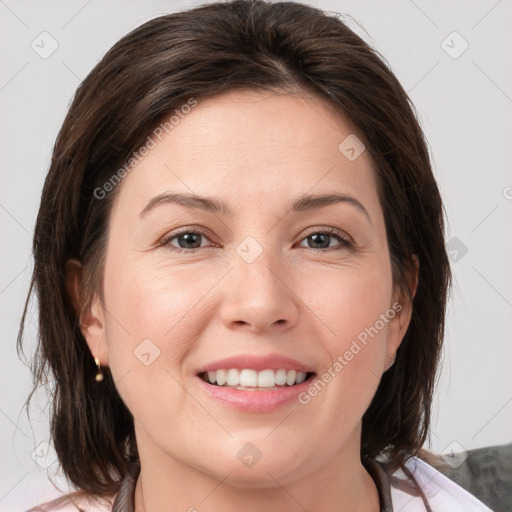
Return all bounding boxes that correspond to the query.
[139,192,372,224]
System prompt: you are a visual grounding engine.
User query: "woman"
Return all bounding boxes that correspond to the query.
[17,1,506,510]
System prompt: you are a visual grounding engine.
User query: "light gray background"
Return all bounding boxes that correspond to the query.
[1,0,511,510]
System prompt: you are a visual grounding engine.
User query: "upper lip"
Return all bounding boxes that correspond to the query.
[196,353,316,374]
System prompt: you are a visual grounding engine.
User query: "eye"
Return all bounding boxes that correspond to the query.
[160,228,214,253]
[297,228,353,252]
[160,227,353,253]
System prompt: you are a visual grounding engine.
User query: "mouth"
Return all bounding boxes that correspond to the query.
[197,369,317,391]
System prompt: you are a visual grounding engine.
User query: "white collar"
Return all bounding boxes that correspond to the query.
[390,456,495,511]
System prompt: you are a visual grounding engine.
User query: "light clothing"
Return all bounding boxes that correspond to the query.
[390,457,494,511]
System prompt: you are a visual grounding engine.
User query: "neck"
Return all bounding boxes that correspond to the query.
[133,425,380,512]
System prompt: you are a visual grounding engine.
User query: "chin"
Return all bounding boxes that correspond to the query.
[190,445,313,489]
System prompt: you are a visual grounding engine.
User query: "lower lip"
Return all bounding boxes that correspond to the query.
[195,374,315,413]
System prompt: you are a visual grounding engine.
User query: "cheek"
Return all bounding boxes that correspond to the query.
[299,258,393,354]
[100,256,216,399]
[297,259,393,413]
[104,249,216,330]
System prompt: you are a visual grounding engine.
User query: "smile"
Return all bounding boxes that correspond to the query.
[195,369,317,412]
[198,368,316,390]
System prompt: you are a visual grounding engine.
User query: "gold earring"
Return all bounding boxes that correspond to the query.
[94,357,104,382]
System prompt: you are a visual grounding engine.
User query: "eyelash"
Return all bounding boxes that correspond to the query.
[160,227,354,254]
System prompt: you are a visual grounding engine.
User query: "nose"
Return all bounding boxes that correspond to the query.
[218,245,300,333]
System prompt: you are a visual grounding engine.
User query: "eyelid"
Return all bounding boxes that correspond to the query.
[301,226,353,244]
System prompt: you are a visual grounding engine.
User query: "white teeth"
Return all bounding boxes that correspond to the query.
[275,369,287,385]
[286,370,297,386]
[216,369,227,386]
[296,371,307,384]
[201,368,310,387]
[257,369,275,387]
[239,369,258,387]
[227,369,239,386]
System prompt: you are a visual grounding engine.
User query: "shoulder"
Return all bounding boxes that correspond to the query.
[396,443,512,512]
[26,491,116,512]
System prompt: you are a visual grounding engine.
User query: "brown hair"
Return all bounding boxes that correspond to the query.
[18,0,451,497]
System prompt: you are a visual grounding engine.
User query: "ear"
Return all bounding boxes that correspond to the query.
[384,254,419,371]
[65,258,109,365]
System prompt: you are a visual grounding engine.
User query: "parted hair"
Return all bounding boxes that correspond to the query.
[18,0,451,497]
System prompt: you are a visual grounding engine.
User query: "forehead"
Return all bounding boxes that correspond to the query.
[111,89,381,223]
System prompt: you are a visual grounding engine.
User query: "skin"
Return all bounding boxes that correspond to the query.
[67,89,417,511]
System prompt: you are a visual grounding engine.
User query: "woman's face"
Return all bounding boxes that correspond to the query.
[83,89,413,487]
